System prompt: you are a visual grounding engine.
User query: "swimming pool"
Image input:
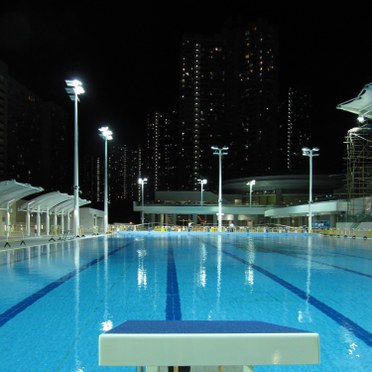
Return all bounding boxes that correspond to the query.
[0,232,371,371]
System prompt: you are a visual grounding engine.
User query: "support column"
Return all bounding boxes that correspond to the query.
[67,212,71,234]
[5,202,10,236]
[329,214,336,228]
[61,210,65,235]
[46,207,50,235]
[37,207,41,236]
[26,206,31,236]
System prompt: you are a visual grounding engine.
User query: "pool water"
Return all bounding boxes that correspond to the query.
[0,232,371,371]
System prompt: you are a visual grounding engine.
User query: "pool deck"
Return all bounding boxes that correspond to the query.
[1,230,370,252]
[0,233,101,250]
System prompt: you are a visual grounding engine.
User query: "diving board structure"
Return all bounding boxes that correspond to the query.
[99,320,320,371]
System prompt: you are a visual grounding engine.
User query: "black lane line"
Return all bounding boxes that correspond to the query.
[195,236,372,348]
[235,240,372,279]
[165,246,182,320]
[224,250,372,347]
[0,241,133,328]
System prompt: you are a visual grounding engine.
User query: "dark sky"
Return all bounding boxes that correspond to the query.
[1,1,371,173]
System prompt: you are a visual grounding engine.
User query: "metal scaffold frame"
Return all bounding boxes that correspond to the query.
[345,125,372,200]
[337,83,372,220]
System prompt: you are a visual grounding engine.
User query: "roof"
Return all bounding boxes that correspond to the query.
[18,191,72,212]
[18,191,91,214]
[52,197,91,214]
[0,180,44,209]
[223,174,344,194]
[337,82,372,119]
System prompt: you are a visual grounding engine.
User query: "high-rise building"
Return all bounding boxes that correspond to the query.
[179,35,226,190]
[78,153,98,203]
[109,144,143,203]
[81,143,142,202]
[7,77,43,184]
[178,18,280,190]
[224,19,279,178]
[284,86,312,171]
[0,61,8,180]
[39,101,72,191]
[145,110,178,193]
[109,144,125,201]
[0,60,71,191]
[80,142,143,222]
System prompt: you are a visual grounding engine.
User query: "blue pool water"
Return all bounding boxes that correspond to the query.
[0,232,371,371]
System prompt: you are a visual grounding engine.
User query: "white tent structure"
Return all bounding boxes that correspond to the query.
[0,180,44,235]
[337,82,372,119]
[51,196,91,235]
[19,191,90,237]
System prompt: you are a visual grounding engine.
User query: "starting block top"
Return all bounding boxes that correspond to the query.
[99,320,320,367]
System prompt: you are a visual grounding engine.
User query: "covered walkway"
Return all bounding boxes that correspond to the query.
[19,191,91,236]
[0,180,44,235]
[0,179,92,241]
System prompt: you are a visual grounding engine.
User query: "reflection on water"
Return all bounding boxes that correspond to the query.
[348,341,360,358]
[74,239,81,372]
[216,235,222,309]
[102,239,113,330]
[245,238,255,287]
[101,319,113,332]
[298,237,313,323]
[137,248,147,289]
[197,243,207,287]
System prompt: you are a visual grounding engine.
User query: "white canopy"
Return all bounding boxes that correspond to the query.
[19,191,90,214]
[18,191,72,213]
[0,180,44,209]
[337,82,372,119]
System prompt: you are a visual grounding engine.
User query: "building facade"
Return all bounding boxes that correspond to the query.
[178,19,280,191]
[145,110,178,194]
[0,60,72,192]
[283,86,312,171]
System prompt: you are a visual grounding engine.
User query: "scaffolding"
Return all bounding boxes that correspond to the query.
[345,123,372,200]
[337,83,372,220]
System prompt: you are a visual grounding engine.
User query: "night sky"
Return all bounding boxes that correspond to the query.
[1,1,371,174]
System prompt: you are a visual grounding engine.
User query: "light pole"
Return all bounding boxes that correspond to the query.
[65,79,85,238]
[247,179,256,207]
[138,177,148,225]
[211,146,228,231]
[99,126,113,234]
[197,178,207,206]
[302,147,319,233]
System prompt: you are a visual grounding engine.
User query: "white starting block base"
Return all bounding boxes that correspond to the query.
[99,321,320,371]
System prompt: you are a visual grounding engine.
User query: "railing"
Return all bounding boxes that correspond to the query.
[0,223,98,248]
[113,223,308,234]
[319,229,372,239]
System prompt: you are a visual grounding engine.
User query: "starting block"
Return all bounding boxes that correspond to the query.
[99,320,320,371]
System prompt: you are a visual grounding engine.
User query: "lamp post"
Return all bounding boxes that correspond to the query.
[99,126,113,234]
[247,179,256,207]
[302,147,319,233]
[197,178,207,206]
[138,177,148,225]
[211,146,228,231]
[65,79,85,237]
